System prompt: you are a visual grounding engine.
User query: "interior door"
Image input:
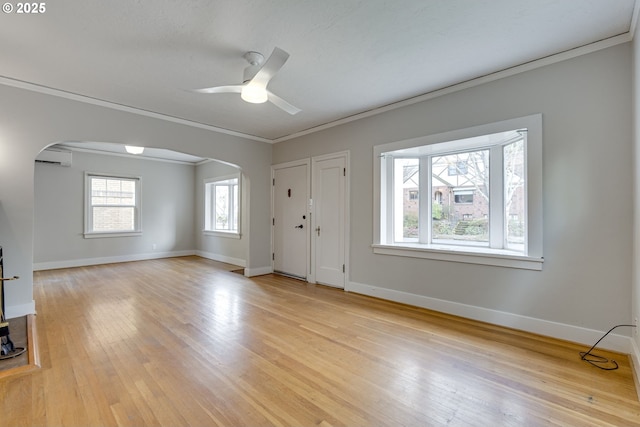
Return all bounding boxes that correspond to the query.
[312,155,346,288]
[273,163,309,279]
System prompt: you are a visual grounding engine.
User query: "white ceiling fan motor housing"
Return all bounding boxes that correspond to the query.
[242,51,265,83]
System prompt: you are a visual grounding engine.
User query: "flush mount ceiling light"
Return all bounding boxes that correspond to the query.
[125,145,144,155]
[193,47,301,115]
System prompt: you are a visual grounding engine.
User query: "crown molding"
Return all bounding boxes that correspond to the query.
[0,76,272,144]
[1,30,633,145]
[272,32,633,143]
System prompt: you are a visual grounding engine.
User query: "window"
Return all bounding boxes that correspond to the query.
[204,174,241,238]
[448,161,468,176]
[454,191,474,204]
[85,173,141,237]
[373,115,542,270]
[434,191,443,204]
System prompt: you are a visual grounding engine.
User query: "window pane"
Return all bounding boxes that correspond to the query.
[504,139,526,252]
[92,207,134,231]
[432,150,489,246]
[91,177,135,206]
[91,178,107,205]
[394,158,419,241]
[215,185,230,230]
[117,180,135,205]
[232,183,239,231]
[205,177,239,233]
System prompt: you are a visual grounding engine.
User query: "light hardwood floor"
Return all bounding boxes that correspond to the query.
[1,256,639,426]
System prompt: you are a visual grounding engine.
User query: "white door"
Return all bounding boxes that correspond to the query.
[312,154,346,288]
[273,163,309,279]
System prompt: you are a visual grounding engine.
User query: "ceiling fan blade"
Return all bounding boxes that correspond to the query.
[192,85,242,94]
[251,47,290,87]
[267,91,301,115]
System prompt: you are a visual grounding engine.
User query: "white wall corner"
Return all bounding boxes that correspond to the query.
[244,266,274,277]
[195,250,246,267]
[6,300,36,319]
[346,281,633,354]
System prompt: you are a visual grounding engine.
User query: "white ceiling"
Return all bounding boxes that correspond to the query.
[1,0,637,142]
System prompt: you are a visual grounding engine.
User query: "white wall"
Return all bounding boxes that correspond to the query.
[0,32,635,362]
[33,150,196,269]
[274,43,634,350]
[0,83,273,318]
[631,17,640,390]
[195,160,247,266]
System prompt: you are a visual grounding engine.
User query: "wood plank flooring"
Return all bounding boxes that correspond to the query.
[0,256,639,426]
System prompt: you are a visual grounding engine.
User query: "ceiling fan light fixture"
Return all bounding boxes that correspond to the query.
[241,84,268,104]
[125,145,144,155]
[193,47,299,114]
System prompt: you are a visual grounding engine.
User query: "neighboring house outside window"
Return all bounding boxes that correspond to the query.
[204,174,241,238]
[84,173,141,237]
[373,115,542,270]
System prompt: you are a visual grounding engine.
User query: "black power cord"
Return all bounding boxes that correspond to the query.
[580,324,637,370]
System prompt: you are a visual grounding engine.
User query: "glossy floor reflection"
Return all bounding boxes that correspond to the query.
[0,256,637,426]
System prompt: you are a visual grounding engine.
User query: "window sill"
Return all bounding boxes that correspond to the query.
[203,230,241,239]
[372,243,543,270]
[84,231,142,239]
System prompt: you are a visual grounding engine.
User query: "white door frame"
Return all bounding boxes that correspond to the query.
[310,150,350,286]
[271,152,350,286]
[271,159,311,281]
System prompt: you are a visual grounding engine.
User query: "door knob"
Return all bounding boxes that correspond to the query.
[295,224,304,229]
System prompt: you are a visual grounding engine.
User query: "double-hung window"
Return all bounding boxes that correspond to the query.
[374,115,542,270]
[84,173,141,237]
[204,174,241,238]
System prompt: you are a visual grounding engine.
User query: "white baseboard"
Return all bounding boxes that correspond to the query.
[347,281,632,353]
[33,250,196,271]
[6,300,36,319]
[244,266,273,277]
[195,250,246,267]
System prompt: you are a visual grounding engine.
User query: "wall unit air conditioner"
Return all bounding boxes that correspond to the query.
[35,149,72,167]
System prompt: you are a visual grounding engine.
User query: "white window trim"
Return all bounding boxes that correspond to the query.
[373,114,543,270]
[203,230,241,239]
[84,231,143,239]
[203,173,242,238]
[84,172,142,238]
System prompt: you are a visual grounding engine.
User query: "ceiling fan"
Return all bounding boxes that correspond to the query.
[194,47,301,115]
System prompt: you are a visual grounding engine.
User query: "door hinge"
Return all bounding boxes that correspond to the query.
[343,168,346,176]
[273,178,275,186]
[272,218,275,226]
[272,253,275,261]
[342,264,345,273]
